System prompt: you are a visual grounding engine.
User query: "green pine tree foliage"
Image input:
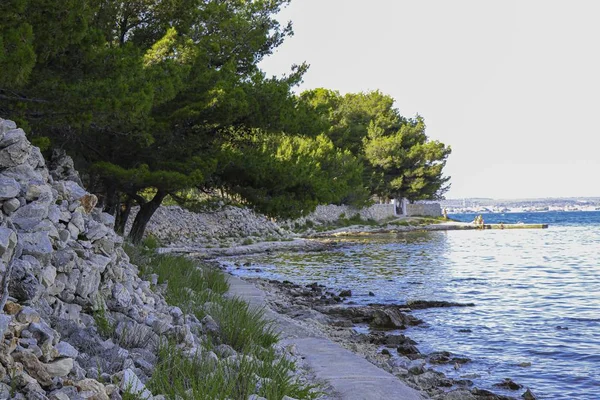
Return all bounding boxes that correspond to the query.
[219,131,369,219]
[2,0,355,242]
[0,0,36,89]
[363,116,451,201]
[298,89,452,202]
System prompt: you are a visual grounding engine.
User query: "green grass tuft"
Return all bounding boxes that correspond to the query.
[149,341,318,400]
[93,303,115,339]
[206,297,279,351]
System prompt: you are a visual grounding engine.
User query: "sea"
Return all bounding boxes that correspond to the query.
[222,211,600,399]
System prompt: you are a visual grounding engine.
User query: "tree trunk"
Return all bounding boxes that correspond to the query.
[104,185,120,216]
[128,190,167,244]
[115,197,132,235]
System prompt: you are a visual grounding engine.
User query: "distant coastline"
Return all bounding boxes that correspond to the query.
[441,197,600,214]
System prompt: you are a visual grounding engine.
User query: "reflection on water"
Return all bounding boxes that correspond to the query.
[223,215,600,400]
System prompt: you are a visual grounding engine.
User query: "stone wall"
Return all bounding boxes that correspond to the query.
[0,118,208,399]
[126,205,290,248]
[406,203,442,217]
[296,203,397,225]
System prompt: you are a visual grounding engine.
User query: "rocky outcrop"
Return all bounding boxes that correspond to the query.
[0,118,204,399]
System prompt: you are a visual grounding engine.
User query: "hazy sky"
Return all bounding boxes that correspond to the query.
[259,0,600,199]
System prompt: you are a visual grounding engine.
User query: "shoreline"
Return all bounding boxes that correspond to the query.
[158,219,549,259]
[225,274,425,400]
[306,221,548,239]
[154,215,548,399]
[217,268,535,400]
[159,237,338,258]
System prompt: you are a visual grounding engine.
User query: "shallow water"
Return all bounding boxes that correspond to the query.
[223,211,600,399]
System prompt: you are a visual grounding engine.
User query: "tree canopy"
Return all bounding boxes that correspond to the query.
[219,131,369,218]
[1,1,451,243]
[0,0,370,242]
[297,89,452,202]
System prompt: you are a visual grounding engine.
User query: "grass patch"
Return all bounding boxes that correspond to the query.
[149,341,316,400]
[124,243,318,399]
[207,297,279,351]
[93,303,115,338]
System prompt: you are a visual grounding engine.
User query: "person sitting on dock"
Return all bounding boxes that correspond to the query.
[472,214,484,228]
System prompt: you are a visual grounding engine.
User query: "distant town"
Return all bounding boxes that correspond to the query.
[439,197,600,214]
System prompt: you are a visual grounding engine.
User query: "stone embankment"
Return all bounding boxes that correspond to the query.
[0,118,306,400]
[0,118,191,398]
[126,205,291,249]
[126,203,341,258]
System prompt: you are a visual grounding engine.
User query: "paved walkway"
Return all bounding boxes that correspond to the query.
[227,276,426,400]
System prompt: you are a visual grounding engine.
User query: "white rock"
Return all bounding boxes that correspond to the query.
[41,265,57,287]
[55,341,79,358]
[120,368,153,399]
[0,118,17,133]
[0,177,20,199]
[112,282,132,310]
[0,226,17,263]
[0,131,32,167]
[44,357,74,377]
[19,231,53,260]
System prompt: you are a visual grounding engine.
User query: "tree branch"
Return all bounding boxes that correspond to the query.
[0,93,50,104]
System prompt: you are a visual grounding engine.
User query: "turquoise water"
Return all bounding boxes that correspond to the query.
[223,211,600,399]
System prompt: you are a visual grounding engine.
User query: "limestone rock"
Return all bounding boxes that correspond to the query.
[0,118,17,134]
[25,181,53,202]
[43,358,73,377]
[9,260,43,301]
[111,283,132,310]
[0,128,32,167]
[0,382,10,399]
[40,265,57,287]
[16,307,41,324]
[0,177,20,200]
[3,197,21,214]
[48,386,80,400]
[0,314,11,338]
[0,226,17,263]
[119,368,152,399]
[55,341,78,359]
[48,148,83,187]
[12,351,53,387]
[73,379,109,400]
[19,231,53,260]
[201,315,219,334]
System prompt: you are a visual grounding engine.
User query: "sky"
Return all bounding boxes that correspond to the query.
[259,0,600,199]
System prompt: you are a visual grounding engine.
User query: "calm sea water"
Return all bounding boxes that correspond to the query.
[223,211,600,399]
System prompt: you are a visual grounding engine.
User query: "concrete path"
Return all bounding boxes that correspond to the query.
[227,275,426,400]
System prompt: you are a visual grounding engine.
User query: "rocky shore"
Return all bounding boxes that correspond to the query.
[236,278,536,400]
[223,275,537,400]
